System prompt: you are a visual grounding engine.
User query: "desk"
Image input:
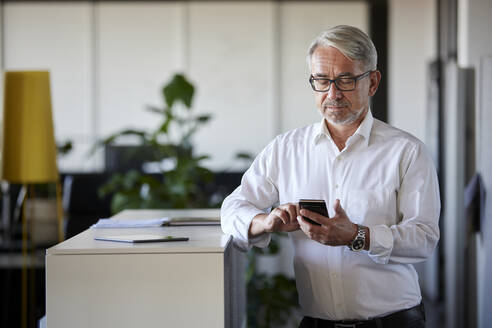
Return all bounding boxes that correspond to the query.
[46,209,246,328]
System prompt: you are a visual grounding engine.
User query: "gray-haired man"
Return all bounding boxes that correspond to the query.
[221,25,439,328]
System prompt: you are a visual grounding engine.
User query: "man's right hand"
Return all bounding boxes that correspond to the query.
[249,203,300,238]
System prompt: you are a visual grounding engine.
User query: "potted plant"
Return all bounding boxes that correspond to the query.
[97,74,214,213]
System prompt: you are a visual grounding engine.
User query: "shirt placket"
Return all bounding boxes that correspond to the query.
[327,149,347,318]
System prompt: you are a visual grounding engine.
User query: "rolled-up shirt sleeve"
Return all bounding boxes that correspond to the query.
[221,140,280,251]
[368,142,441,264]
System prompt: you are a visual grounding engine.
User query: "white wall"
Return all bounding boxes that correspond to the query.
[388,0,437,143]
[458,0,492,68]
[96,2,184,138]
[476,55,492,328]
[3,2,97,170]
[457,1,492,327]
[188,1,277,169]
[2,1,368,172]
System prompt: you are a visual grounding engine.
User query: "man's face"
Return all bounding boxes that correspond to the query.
[310,46,380,126]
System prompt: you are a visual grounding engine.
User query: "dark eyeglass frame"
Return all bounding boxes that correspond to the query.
[309,70,374,92]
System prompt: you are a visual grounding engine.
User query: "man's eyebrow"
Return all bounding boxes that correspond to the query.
[312,72,354,78]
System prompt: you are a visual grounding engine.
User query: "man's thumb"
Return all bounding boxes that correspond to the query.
[334,199,345,215]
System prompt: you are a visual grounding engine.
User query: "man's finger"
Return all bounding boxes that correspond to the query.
[297,215,322,240]
[286,204,298,223]
[278,220,300,232]
[297,215,310,231]
[275,208,290,224]
[299,208,329,225]
[279,207,296,225]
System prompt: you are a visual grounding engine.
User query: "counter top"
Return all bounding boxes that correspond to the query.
[47,209,230,255]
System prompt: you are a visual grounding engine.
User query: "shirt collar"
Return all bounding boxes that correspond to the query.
[313,109,374,147]
[355,109,374,147]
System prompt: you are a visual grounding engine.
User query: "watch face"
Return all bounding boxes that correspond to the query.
[352,238,364,251]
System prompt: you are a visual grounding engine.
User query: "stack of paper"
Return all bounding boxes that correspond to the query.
[91,217,169,228]
[95,234,188,243]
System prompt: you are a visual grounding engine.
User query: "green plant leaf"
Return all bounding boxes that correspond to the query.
[193,155,210,163]
[157,115,173,135]
[145,105,166,114]
[195,114,212,123]
[235,152,254,160]
[57,140,73,156]
[163,74,195,108]
[182,124,199,143]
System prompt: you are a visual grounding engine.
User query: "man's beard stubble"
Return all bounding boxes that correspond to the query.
[321,100,366,126]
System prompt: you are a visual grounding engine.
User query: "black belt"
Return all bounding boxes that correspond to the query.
[301,302,425,328]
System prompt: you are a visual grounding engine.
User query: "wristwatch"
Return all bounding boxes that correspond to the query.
[348,224,366,252]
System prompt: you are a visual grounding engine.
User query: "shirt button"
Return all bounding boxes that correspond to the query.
[335,184,339,189]
[331,273,337,279]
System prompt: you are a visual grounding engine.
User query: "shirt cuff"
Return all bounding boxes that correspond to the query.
[231,208,271,251]
[367,225,394,264]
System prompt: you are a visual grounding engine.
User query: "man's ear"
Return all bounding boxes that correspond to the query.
[368,70,381,97]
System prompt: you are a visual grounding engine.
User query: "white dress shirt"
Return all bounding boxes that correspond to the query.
[221,110,440,320]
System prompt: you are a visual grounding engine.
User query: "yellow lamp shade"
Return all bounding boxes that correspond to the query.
[2,71,58,183]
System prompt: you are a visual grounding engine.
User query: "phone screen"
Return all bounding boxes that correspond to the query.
[299,199,328,226]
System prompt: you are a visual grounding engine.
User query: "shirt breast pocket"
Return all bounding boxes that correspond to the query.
[346,189,396,226]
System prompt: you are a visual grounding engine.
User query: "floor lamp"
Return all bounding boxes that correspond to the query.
[1,71,64,328]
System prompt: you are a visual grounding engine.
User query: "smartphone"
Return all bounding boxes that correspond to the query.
[299,199,328,226]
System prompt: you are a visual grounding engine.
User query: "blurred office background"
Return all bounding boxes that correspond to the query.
[0,0,491,327]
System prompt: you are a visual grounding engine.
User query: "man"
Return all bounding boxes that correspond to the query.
[221,25,440,328]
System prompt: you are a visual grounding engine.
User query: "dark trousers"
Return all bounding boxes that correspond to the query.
[299,302,425,328]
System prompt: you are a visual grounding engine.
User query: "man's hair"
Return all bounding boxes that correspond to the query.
[307,25,377,71]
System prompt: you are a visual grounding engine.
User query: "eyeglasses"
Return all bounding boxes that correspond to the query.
[309,70,374,92]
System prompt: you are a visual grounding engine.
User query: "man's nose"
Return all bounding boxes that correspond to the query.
[327,82,341,99]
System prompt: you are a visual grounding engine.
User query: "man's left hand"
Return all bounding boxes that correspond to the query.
[297,199,357,246]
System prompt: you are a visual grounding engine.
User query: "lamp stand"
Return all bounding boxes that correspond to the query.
[56,179,64,242]
[21,184,28,328]
[20,181,64,328]
[1,182,11,243]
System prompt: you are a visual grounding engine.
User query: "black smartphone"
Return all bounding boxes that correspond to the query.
[299,199,328,226]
